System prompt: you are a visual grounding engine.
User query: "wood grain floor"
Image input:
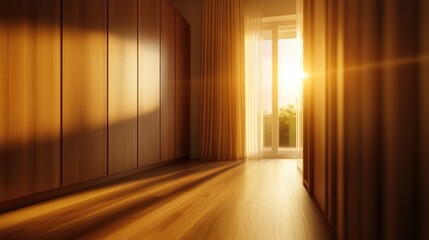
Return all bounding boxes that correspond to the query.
[0,160,333,240]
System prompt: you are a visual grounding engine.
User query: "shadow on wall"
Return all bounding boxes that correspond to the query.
[0,110,164,203]
[0,0,168,202]
[0,0,145,41]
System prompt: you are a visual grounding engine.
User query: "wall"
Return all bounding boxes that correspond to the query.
[0,0,191,204]
[420,0,429,238]
[304,0,427,239]
[312,0,327,215]
[0,0,61,201]
[262,0,296,17]
[62,0,109,186]
[303,0,332,222]
[169,0,202,159]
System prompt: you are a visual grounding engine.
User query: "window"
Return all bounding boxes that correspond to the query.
[262,15,304,159]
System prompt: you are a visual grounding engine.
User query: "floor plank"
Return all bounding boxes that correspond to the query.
[0,160,333,240]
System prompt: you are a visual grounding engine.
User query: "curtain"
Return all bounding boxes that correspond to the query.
[200,0,246,160]
[244,0,262,159]
[200,0,261,160]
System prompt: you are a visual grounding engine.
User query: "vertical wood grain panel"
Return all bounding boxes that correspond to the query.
[313,0,327,214]
[343,1,362,238]
[302,0,313,192]
[326,0,338,225]
[0,5,4,199]
[63,0,108,186]
[359,0,382,238]
[161,0,176,162]
[175,14,190,159]
[0,0,61,201]
[421,1,429,238]
[381,0,419,238]
[138,0,161,167]
[335,0,345,237]
[108,0,138,175]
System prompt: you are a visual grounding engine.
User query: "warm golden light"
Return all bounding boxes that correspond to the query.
[278,38,304,105]
[262,32,305,151]
[280,68,306,88]
[298,70,309,80]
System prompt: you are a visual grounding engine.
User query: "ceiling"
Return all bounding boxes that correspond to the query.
[261,0,296,17]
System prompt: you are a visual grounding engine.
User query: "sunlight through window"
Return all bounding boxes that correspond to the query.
[262,15,305,158]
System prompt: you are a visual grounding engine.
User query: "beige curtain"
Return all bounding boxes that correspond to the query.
[200,0,246,160]
[244,0,262,159]
[200,0,261,160]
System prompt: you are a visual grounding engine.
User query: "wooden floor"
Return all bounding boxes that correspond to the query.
[0,160,333,240]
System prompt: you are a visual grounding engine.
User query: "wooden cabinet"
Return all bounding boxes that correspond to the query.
[62,0,108,186]
[160,0,177,162]
[175,13,191,159]
[0,0,190,204]
[108,0,138,174]
[0,0,61,202]
[138,0,161,167]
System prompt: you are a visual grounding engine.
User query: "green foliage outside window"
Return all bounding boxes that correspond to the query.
[263,104,296,148]
[279,104,296,147]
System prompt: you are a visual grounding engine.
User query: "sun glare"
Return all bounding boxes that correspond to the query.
[278,38,304,105]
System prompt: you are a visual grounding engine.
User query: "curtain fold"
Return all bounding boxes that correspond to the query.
[200,0,246,160]
[200,0,261,160]
[244,0,262,159]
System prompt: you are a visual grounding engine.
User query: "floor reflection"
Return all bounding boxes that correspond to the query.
[0,160,332,240]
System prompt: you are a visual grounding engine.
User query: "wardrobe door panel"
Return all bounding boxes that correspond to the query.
[138,0,161,167]
[0,0,61,201]
[108,0,138,174]
[63,0,108,186]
